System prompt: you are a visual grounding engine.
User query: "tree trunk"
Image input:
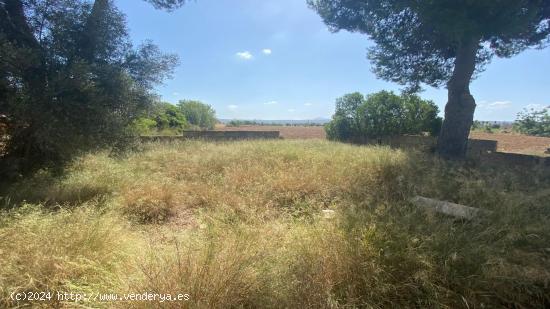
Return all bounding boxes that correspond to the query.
[1,0,49,175]
[437,38,479,159]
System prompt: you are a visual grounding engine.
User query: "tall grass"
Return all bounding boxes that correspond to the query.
[1,140,549,308]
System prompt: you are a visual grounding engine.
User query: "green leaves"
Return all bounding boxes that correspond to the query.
[178,100,217,131]
[514,107,550,137]
[0,0,179,175]
[326,91,442,142]
[309,0,550,89]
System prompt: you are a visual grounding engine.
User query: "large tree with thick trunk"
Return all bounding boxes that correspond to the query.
[308,0,550,159]
[0,0,181,178]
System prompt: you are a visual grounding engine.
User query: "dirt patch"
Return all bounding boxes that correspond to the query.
[470,132,550,156]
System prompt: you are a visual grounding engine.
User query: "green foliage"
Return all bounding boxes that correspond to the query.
[514,108,550,137]
[178,100,217,130]
[132,118,158,135]
[133,100,220,135]
[326,91,442,142]
[309,0,550,157]
[308,0,550,89]
[133,102,189,135]
[0,0,178,176]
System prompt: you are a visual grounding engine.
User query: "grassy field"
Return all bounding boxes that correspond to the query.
[1,140,549,308]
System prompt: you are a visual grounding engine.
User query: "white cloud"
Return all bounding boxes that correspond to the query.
[264,101,278,105]
[228,105,238,110]
[304,103,313,107]
[172,92,180,96]
[236,51,253,60]
[287,109,296,113]
[486,101,512,110]
[262,48,272,55]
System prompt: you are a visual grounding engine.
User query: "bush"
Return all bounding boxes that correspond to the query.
[325,91,442,142]
[178,100,217,130]
[514,108,550,137]
[133,102,189,135]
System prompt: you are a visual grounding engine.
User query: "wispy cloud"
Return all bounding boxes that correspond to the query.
[304,102,313,106]
[172,92,180,96]
[236,51,253,60]
[228,105,238,110]
[287,108,296,113]
[487,101,512,110]
[262,48,272,55]
[264,101,278,105]
[478,100,512,110]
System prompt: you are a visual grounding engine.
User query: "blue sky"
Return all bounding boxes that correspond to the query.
[117,0,550,121]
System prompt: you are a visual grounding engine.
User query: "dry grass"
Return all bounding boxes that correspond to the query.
[1,140,549,308]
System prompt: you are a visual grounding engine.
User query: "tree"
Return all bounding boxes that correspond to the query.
[514,107,550,137]
[178,100,217,130]
[326,91,441,142]
[308,0,550,158]
[0,0,178,177]
[133,102,189,135]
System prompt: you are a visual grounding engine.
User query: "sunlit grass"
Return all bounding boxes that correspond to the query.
[1,140,549,308]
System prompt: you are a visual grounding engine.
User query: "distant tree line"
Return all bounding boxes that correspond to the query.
[325,91,442,142]
[133,100,217,135]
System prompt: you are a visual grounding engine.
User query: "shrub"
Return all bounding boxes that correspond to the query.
[514,108,550,137]
[325,91,442,142]
[133,102,189,135]
[178,100,217,130]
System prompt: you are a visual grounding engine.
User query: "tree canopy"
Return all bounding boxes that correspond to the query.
[309,0,550,158]
[514,107,550,137]
[133,102,190,135]
[178,100,217,130]
[0,0,179,177]
[325,91,442,142]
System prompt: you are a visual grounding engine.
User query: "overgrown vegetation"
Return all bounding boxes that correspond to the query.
[132,100,219,135]
[178,100,217,130]
[514,107,550,137]
[325,91,442,142]
[0,0,179,177]
[1,140,549,308]
[133,102,189,135]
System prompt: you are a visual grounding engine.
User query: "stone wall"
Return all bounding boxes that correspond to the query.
[140,131,281,142]
[361,135,497,156]
[359,135,548,168]
[183,130,280,140]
